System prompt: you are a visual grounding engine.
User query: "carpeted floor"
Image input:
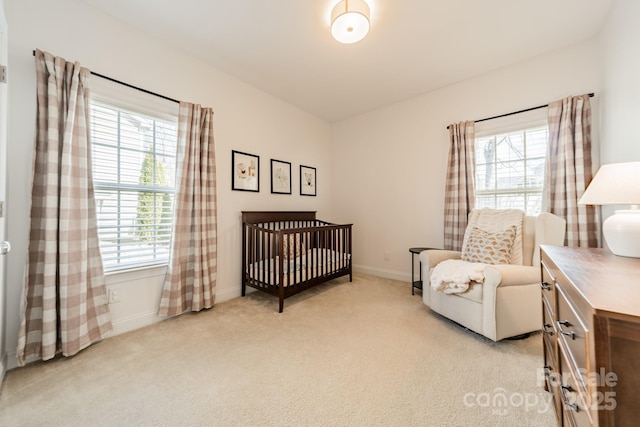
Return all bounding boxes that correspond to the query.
[0,274,556,426]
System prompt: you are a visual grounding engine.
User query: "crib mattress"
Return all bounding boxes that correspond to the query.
[248,248,350,286]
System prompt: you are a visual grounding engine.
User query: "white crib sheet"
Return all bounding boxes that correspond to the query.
[248,248,350,286]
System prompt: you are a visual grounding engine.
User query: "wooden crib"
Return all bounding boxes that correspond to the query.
[242,211,352,312]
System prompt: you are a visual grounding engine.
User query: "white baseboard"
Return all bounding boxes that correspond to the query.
[5,353,14,372]
[353,264,410,282]
[109,309,162,337]
[108,284,243,336]
[215,285,242,303]
[0,351,6,383]
[5,349,17,371]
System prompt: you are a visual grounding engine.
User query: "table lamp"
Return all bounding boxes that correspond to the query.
[579,161,640,258]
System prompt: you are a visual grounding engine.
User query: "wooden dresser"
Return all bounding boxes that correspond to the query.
[540,246,640,427]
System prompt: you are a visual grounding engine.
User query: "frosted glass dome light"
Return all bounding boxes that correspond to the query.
[331,0,370,44]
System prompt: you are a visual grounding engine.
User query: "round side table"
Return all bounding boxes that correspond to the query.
[409,247,437,295]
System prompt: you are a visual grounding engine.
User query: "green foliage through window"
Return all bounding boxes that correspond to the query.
[136,153,172,242]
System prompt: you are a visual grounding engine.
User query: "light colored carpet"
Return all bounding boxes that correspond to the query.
[0,274,556,426]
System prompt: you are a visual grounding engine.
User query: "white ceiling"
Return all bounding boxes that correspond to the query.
[78,0,614,122]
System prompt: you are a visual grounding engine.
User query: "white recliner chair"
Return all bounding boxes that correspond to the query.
[420,212,566,341]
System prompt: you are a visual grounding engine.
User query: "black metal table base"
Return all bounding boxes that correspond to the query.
[409,247,437,295]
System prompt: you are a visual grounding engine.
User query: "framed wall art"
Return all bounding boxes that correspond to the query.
[270,159,292,194]
[232,150,259,192]
[300,165,316,196]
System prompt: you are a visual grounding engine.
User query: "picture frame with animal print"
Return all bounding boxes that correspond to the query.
[300,165,316,196]
[270,159,292,194]
[232,150,259,192]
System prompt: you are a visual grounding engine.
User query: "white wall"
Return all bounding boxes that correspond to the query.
[600,0,640,165]
[594,0,640,242]
[4,0,333,369]
[331,40,601,281]
[0,0,7,382]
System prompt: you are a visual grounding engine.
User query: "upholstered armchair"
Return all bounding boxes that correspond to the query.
[420,212,566,341]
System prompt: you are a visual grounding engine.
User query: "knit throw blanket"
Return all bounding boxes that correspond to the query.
[430,259,486,294]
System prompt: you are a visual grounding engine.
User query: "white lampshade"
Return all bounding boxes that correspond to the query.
[579,161,640,205]
[331,0,370,44]
[579,161,640,258]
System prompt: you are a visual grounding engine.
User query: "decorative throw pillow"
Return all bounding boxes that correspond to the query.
[461,209,524,265]
[282,233,303,259]
[461,226,516,265]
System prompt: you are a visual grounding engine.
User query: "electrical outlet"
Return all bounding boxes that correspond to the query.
[108,288,122,304]
[384,251,391,261]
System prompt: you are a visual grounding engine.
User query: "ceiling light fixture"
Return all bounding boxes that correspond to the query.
[331,0,370,44]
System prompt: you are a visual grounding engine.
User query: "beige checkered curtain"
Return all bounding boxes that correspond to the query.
[17,50,112,366]
[545,94,597,247]
[158,102,217,317]
[443,121,476,250]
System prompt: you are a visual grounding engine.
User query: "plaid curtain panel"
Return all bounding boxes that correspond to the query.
[545,95,598,247]
[158,103,218,317]
[17,50,112,365]
[444,121,476,250]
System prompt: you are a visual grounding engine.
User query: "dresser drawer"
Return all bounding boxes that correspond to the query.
[559,344,593,427]
[542,301,557,364]
[542,354,563,425]
[556,283,590,394]
[540,259,556,315]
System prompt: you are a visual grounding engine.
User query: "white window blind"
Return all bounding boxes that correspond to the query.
[475,125,548,215]
[90,101,178,272]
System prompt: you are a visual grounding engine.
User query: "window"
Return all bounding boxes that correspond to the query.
[475,125,548,215]
[90,101,178,272]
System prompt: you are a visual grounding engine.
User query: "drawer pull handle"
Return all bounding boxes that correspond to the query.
[540,281,552,291]
[560,385,580,412]
[543,324,554,336]
[557,320,576,340]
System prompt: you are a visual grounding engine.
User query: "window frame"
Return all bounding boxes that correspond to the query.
[474,110,548,215]
[90,77,179,273]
